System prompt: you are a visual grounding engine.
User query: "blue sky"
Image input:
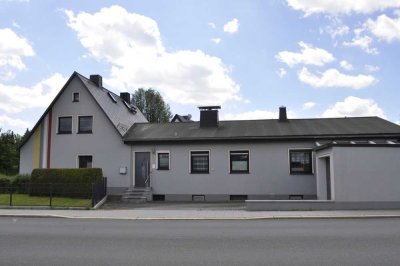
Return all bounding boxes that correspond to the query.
[1,0,400,133]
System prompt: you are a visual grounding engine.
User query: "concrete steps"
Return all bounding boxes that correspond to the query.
[121,187,152,203]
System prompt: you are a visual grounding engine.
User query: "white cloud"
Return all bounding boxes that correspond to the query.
[66,6,241,106]
[302,102,316,110]
[0,114,31,129]
[0,28,34,80]
[12,21,20,29]
[276,42,335,67]
[322,96,386,118]
[277,68,287,78]
[320,18,349,39]
[0,73,67,113]
[222,109,296,120]
[298,67,376,89]
[287,0,400,16]
[343,33,378,54]
[396,120,400,125]
[208,22,216,29]
[365,64,380,72]
[211,38,221,44]
[364,14,400,42]
[223,18,239,34]
[339,60,353,71]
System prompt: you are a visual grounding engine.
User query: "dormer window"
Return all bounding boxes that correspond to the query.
[73,92,80,102]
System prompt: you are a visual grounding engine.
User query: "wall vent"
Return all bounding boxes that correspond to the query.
[192,195,205,201]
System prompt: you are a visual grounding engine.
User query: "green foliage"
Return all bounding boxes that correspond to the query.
[0,177,11,188]
[30,168,103,198]
[0,129,29,175]
[132,88,172,123]
[31,168,103,184]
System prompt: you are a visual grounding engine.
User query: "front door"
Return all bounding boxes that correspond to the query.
[135,152,150,187]
[325,157,331,200]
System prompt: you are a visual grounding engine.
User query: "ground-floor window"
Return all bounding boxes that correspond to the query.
[78,155,93,168]
[157,152,170,170]
[190,151,209,173]
[230,150,249,173]
[289,149,312,174]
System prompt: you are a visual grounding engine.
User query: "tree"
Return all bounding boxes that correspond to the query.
[0,129,23,175]
[131,88,172,123]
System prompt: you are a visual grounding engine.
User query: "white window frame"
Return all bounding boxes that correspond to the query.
[228,149,250,174]
[189,150,210,174]
[156,150,170,170]
[76,154,94,168]
[288,148,314,175]
[77,115,94,134]
[57,115,73,134]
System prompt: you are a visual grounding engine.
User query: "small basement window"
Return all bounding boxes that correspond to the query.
[157,152,170,170]
[153,195,165,201]
[78,155,92,168]
[73,92,79,102]
[190,151,209,174]
[78,116,93,134]
[58,116,72,134]
[289,149,312,174]
[230,150,249,173]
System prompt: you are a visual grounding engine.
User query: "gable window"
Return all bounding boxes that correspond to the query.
[73,92,80,102]
[78,116,93,134]
[230,150,249,173]
[190,151,209,174]
[58,116,72,134]
[157,152,170,170]
[78,155,92,168]
[289,149,312,174]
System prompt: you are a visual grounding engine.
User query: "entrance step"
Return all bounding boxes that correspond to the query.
[121,187,153,203]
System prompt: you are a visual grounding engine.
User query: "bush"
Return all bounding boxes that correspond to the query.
[31,168,103,184]
[12,174,30,193]
[30,168,103,198]
[0,177,11,188]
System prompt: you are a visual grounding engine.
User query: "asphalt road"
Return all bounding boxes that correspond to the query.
[1,218,400,266]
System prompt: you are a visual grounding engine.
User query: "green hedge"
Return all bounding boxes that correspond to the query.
[30,168,103,198]
[31,168,103,184]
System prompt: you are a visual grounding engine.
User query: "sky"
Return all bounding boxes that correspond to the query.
[1,0,400,134]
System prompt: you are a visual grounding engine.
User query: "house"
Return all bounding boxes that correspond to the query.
[20,72,400,208]
[171,114,193,122]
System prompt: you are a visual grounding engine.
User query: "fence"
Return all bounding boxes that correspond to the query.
[0,178,107,208]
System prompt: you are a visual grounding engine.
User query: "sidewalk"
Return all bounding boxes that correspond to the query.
[1,202,400,220]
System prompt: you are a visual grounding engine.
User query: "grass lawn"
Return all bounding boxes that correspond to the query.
[0,194,91,208]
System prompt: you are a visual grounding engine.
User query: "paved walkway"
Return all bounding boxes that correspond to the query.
[1,202,400,220]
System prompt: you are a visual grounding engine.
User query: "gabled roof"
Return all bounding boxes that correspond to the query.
[171,114,193,122]
[123,117,400,143]
[76,73,147,135]
[20,71,147,148]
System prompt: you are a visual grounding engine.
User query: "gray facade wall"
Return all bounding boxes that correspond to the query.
[132,142,317,199]
[19,130,35,174]
[327,147,400,202]
[20,76,132,194]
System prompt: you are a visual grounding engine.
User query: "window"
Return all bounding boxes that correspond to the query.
[157,152,170,170]
[190,151,209,173]
[289,149,312,174]
[78,155,92,168]
[73,92,79,102]
[230,150,249,173]
[58,116,72,134]
[78,116,93,134]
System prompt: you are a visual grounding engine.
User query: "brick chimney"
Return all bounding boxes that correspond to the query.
[89,74,102,87]
[279,106,288,122]
[199,106,221,127]
[120,92,131,104]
